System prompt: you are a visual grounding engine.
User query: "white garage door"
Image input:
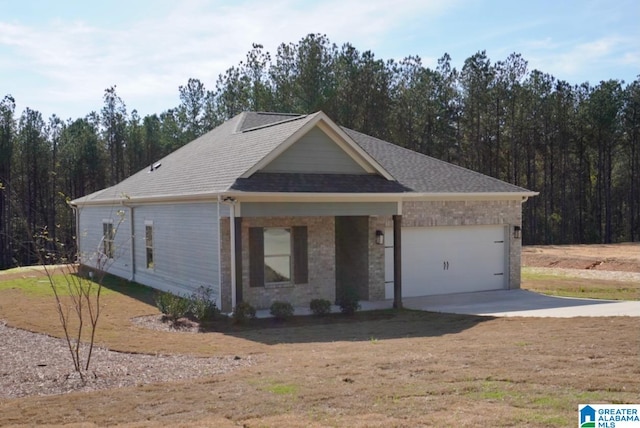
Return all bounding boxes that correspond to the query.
[384,225,507,298]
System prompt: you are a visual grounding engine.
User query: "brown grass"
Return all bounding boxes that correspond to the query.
[0,251,639,427]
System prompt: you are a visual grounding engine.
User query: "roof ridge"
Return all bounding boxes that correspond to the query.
[240,112,308,133]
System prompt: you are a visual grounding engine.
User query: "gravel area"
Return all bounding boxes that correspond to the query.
[0,320,253,399]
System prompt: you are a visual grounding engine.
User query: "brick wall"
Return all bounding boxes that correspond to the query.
[368,216,386,300]
[386,200,523,289]
[240,216,336,310]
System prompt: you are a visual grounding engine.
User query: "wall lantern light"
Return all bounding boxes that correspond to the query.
[375,230,385,245]
[513,225,521,239]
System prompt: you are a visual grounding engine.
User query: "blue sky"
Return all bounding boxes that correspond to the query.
[1,0,638,121]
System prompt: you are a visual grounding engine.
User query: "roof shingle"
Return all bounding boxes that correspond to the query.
[72,111,534,204]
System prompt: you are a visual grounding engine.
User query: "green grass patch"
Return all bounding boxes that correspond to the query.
[521,269,573,281]
[0,271,155,303]
[0,275,109,297]
[522,268,639,301]
[262,381,298,396]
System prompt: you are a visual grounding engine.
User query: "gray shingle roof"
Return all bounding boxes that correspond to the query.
[232,172,410,193]
[72,111,533,205]
[343,128,532,194]
[74,112,314,203]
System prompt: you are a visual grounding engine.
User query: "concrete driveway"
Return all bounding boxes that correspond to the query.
[399,290,640,317]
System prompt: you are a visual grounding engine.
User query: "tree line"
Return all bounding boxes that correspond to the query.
[1,33,638,269]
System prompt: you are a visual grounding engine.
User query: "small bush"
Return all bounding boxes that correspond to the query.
[337,287,360,315]
[189,286,219,322]
[155,291,191,323]
[270,300,294,321]
[155,291,172,315]
[309,298,332,316]
[232,301,256,324]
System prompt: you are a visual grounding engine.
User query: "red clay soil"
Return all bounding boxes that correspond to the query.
[522,243,640,272]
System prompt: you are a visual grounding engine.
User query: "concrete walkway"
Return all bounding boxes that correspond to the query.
[399,289,640,317]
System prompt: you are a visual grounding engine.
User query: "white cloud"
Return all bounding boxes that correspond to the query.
[10,0,638,118]
[524,35,638,83]
[4,0,461,118]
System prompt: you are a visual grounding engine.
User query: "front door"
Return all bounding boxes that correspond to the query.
[335,216,369,301]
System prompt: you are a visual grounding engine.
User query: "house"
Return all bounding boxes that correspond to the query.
[70,111,537,312]
[580,405,596,427]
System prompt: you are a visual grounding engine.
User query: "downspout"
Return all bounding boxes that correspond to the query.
[71,205,80,264]
[121,200,135,282]
[128,205,135,282]
[221,196,240,313]
[216,195,222,308]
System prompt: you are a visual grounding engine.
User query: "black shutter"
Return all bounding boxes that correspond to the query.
[249,227,264,288]
[293,226,308,284]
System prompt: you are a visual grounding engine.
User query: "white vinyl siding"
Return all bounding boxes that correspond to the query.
[261,127,367,174]
[77,206,131,279]
[77,202,221,301]
[133,203,220,298]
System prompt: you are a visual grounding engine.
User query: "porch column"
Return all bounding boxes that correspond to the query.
[393,214,402,309]
[234,216,243,304]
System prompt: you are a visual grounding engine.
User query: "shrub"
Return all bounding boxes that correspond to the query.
[155,291,172,315]
[189,286,219,322]
[232,301,256,324]
[270,300,294,321]
[155,291,191,323]
[309,298,332,317]
[337,287,360,315]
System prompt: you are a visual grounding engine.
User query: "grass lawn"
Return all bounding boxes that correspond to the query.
[0,268,638,427]
[521,268,640,301]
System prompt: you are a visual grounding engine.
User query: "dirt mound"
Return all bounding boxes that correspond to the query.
[522,243,640,273]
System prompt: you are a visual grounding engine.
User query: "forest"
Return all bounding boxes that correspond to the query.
[1,33,639,269]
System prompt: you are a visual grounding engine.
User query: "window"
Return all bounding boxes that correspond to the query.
[145,222,154,269]
[264,228,291,282]
[249,226,307,287]
[102,221,114,259]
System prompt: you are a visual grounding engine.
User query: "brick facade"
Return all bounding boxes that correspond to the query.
[218,199,523,311]
[368,216,387,301]
[228,216,337,310]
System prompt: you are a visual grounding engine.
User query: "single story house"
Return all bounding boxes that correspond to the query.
[70,111,537,312]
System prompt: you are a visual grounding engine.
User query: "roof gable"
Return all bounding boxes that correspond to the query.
[259,126,369,174]
[242,112,394,180]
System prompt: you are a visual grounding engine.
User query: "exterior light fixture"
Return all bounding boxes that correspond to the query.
[513,225,521,239]
[375,230,384,245]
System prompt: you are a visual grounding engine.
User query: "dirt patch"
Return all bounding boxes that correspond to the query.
[522,242,640,272]
[1,247,639,426]
[1,315,637,427]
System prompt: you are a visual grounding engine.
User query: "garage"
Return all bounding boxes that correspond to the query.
[384,225,508,299]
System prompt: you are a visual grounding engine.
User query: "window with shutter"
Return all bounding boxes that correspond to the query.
[249,226,308,287]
